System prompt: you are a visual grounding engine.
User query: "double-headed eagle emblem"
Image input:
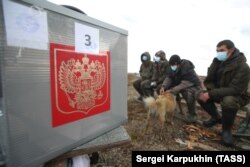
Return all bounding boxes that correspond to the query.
[59,55,106,111]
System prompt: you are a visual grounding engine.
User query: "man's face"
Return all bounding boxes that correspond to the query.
[216,45,234,57]
[154,55,161,62]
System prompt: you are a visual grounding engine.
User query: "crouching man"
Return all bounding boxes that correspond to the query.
[197,40,250,146]
[151,50,169,94]
[160,55,201,123]
[133,52,154,101]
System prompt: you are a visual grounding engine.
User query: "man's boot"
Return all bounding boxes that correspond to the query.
[221,109,237,146]
[199,101,221,127]
[133,80,144,101]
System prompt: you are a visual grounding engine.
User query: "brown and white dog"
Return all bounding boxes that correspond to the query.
[143,92,177,135]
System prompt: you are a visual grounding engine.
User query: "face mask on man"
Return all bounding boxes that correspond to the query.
[154,56,161,62]
[171,65,178,71]
[142,55,148,61]
[216,51,228,62]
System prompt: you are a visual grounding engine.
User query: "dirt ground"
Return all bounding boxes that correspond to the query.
[94,73,250,167]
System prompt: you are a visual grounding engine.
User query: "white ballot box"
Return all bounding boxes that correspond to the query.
[0,0,128,166]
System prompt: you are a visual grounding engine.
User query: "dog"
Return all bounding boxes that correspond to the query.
[143,92,177,135]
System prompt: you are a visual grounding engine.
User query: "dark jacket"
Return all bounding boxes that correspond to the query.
[162,59,201,93]
[152,60,169,84]
[204,49,250,100]
[139,53,154,81]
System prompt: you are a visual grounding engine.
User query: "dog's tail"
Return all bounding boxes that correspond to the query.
[143,96,156,109]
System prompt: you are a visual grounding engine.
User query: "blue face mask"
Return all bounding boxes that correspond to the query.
[171,65,178,71]
[216,52,228,61]
[142,55,148,61]
[154,56,161,62]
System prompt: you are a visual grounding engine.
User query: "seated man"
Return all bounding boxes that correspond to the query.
[151,50,169,94]
[160,55,201,123]
[133,52,154,101]
[197,40,250,146]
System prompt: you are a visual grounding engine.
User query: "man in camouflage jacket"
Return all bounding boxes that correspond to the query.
[151,50,169,94]
[133,52,154,101]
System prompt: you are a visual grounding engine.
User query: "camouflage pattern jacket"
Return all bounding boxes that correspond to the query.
[152,60,169,84]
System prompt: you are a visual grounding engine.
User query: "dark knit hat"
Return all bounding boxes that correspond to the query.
[169,55,181,65]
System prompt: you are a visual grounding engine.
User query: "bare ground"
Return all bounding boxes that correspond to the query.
[93,73,250,167]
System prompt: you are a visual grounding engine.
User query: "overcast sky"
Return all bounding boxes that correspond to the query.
[48,0,250,76]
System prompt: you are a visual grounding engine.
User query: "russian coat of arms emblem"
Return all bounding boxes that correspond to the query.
[50,43,110,127]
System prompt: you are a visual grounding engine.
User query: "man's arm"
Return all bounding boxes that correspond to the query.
[161,76,172,90]
[170,80,194,94]
[209,64,250,99]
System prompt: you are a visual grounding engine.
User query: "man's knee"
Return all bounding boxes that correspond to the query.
[221,96,240,110]
[141,80,151,89]
[181,89,195,100]
[133,79,141,88]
